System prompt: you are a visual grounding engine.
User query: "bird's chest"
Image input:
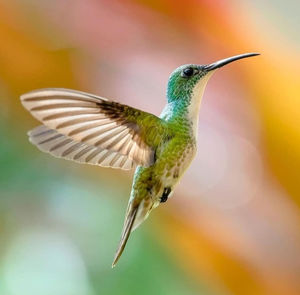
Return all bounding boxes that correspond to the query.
[160,138,196,187]
[132,139,195,206]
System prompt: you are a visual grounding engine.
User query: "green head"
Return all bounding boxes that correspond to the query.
[167,53,259,103]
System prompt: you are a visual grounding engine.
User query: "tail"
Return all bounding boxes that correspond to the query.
[112,197,154,267]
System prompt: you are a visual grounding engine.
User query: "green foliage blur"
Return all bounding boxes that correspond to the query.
[1,1,300,295]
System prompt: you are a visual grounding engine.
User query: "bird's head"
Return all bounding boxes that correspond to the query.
[166,53,259,104]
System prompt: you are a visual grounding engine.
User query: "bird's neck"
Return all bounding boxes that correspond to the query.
[162,72,213,137]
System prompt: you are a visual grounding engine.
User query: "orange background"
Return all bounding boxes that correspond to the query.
[0,1,299,294]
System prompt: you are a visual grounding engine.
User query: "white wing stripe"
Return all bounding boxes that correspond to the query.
[21,88,157,167]
[67,119,112,136]
[49,139,73,152]
[56,115,107,129]
[38,133,63,144]
[94,126,127,146]
[104,129,129,150]
[61,142,85,157]
[21,88,107,102]
[28,125,134,170]
[74,146,95,160]
[30,103,95,111]
[42,109,101,121]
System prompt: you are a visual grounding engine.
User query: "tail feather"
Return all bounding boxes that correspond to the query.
[112,205,139,268]
[112,197,156,267]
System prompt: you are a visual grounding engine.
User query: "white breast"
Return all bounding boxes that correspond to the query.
[187,71,215,138]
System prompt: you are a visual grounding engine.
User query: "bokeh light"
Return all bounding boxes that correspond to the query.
[1,1,300,294]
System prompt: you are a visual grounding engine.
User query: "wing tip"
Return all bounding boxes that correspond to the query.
[20,88,60,102]
[20,88,54,102]
[20,93,26,102]
[20,88,106,102]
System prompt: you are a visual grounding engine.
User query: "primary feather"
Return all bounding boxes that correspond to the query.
[29,125,134,169]
[21,88,167,167]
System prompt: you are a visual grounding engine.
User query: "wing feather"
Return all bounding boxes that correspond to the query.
[29,125,134,170]
[21,88,168,167]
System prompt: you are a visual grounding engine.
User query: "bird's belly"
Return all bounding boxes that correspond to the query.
[152,141,196,204]
[129,142,196,228]
[162,145,195,187]
[131,140,196,205]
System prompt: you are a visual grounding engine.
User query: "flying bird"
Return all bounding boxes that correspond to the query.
[20,53,259,267]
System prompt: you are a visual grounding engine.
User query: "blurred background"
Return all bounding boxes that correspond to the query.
[0,0,300,294]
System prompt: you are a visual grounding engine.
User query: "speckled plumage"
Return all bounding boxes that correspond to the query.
[20,53,259,267]
[126,66,211,232]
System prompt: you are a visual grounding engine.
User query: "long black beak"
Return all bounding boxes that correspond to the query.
[204,53,260,71]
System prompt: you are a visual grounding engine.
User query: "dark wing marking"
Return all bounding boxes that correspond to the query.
[21,88,169,167]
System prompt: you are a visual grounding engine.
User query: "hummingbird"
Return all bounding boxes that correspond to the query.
[20,53,259,267]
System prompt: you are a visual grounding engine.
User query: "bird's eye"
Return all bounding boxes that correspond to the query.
[182,67,194,77]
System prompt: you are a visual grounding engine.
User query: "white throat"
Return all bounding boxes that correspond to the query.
[187,71,215,137]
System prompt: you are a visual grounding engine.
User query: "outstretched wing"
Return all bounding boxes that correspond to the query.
[29,125,135,170]
[21,88,168,167]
